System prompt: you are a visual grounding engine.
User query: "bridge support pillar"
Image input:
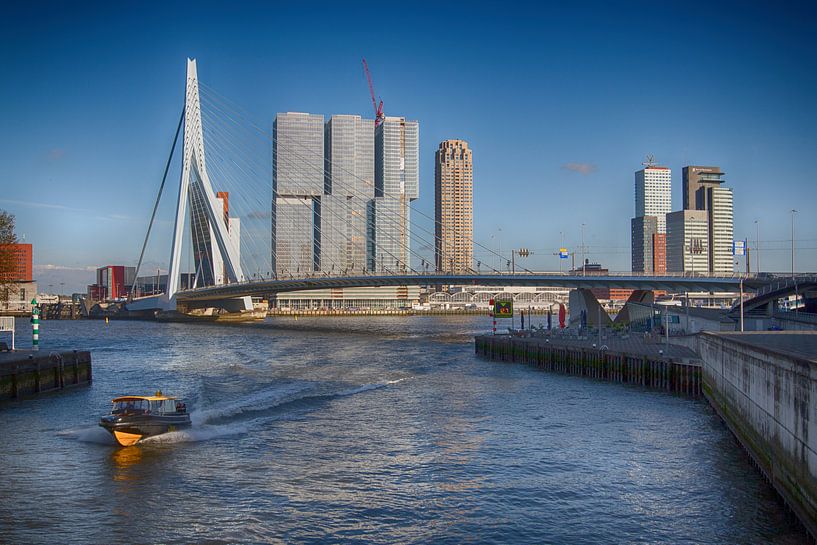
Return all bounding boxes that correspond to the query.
[568,289,613,329]
[613,290,655,326]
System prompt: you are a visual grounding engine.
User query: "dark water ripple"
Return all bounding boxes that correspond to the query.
[0,316,808,544]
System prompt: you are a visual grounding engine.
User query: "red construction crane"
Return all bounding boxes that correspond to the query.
[362,58,384,127]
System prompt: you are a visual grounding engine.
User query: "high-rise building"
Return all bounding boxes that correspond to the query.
[435,140,473,273]
[707,186,734,274]
[631,216,657,273]
[0,243,32,282]
[666,210,709,273]
[324,115,374,273]
[680,165,734,273]
[682,165,725,211]
[635,165,671,233]
[272,112,324,276]
[372,117,419,272]
[652,233,666,274]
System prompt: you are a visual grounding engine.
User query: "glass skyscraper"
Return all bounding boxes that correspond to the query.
[272,112,324,276]
[273,113,419,277]
[324,115,374,273]
[372,117,419,272]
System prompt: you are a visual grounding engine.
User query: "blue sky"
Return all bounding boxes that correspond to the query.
[1,1,815,292]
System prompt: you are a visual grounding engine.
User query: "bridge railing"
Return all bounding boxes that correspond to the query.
[218,270,763,283]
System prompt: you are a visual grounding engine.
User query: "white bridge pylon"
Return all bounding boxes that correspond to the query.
[162,58,249,311]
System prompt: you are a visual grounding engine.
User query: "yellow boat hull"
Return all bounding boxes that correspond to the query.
[113,430,144,447]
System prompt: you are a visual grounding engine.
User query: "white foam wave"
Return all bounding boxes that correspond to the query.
[334,376,410,397]
[139,422,252,444]
[58,426,116,444]
[192,381,314,426]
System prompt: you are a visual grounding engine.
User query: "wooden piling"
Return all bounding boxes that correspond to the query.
[475,335,701,398]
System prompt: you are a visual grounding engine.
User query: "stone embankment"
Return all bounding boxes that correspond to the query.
[674,331,817,540]
[0,350,92,401]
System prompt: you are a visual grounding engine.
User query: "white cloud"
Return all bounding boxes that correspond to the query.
[562,162,598,175]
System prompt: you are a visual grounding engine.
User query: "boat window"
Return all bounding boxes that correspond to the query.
[162,400,176,414]
[112,399,149,414]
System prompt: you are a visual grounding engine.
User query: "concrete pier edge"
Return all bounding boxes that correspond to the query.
[0,350,92,401]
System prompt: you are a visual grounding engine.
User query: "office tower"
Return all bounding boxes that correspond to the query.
[652,233,666,274]
[435,140,473,273]
[682,166,725,211]
[666,210,709,273]
[635,165,672,233]
[372,116,419,272]
[324,115,374,273]
[707,186,734,273]
[210,192,240,285]
[272,112,324,276]
[681,165,734,273]
[631,216,657,273]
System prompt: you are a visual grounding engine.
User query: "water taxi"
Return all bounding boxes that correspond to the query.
[99,392,191,446]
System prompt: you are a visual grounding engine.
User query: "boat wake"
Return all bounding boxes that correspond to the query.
[57,426,116,445]
[192,381,316,426]
[62,376,410,446]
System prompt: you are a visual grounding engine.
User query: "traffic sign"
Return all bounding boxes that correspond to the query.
[494,300,513,318]
[733,240,746,256]
[559,248,569,259]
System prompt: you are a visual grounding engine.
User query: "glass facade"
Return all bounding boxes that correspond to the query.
[635,167,671,233]
[325,115,374,272]
[272,197,315,276]
[631,215,658,272]
[708,186,734,273]
[372,117,419,272]
[272,113,324,276]
[272,113,419,278]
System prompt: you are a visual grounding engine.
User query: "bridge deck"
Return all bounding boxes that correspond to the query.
[174,273,769,302]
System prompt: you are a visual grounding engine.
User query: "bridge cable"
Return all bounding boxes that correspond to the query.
[198,82,508,272]
[200,89,491,277]
[129,106,184,301]
[199,97,430,277]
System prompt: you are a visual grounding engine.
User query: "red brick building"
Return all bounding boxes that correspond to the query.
[87,265,136,301]
[0,243,32,282]
[652,233,666,274]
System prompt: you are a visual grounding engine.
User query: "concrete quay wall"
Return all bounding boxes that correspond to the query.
[691,333,817,540]
[0,350,92,401]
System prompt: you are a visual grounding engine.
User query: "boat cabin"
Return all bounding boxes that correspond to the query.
[111,394,185,415]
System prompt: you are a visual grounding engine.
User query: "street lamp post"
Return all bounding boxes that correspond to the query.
[559,231,564,274]
[791,209,799,313]
[754,220,760,274]
[791,210,797,277]
[580,223,586,276]
[740,276,744,332]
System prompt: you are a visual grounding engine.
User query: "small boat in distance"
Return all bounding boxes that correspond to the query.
[99,392,191,446]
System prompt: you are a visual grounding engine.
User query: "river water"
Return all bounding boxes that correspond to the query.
[0,317,807,544]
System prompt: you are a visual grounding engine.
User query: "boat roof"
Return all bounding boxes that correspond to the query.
[112,395,177,402]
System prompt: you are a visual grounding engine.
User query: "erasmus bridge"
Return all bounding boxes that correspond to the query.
[126,59,779,315]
